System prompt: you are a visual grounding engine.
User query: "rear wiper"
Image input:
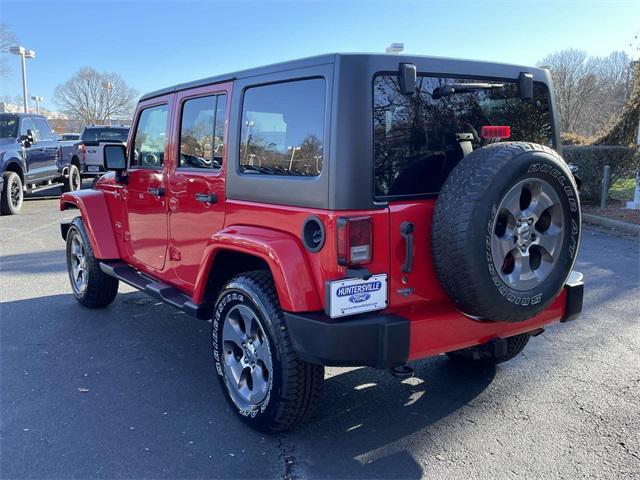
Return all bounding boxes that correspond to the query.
[432,82,504,99]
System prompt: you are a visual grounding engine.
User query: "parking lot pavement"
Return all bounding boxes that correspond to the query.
[1,195,639,479]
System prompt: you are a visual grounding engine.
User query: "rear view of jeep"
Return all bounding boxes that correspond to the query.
[61,54,582,433]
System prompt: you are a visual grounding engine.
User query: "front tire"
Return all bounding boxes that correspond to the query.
[65,217,119,308]
[212,271,324,433]
[1,172,23,215]
[62,164,82,193]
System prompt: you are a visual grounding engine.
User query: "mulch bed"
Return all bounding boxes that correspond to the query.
[583,200,640,225]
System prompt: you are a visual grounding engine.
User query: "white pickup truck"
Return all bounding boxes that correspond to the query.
[69,125,129,178]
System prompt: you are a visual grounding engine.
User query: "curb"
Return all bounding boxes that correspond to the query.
[583,213,640,235]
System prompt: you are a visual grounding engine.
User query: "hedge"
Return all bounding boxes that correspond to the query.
[562,145,638,204]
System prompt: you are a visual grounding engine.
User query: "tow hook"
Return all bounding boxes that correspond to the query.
[390,363,414,379]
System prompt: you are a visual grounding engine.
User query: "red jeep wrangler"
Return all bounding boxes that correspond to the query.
[61,54,583,432]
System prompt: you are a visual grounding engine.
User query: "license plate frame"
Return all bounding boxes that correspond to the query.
[326,274,388,318]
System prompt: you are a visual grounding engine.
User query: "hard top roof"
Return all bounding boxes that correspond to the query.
[139,53,547,102]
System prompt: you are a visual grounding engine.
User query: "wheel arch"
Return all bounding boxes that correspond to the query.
[3,160,24,184]
[60,190,120,259]
[193,226,322,312]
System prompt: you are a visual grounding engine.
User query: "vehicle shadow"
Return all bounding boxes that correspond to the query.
[0,249,67,274]
[1,290,495,479]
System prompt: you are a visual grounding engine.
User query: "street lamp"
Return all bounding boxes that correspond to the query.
[9,46,36,113]
[31,96,43,115]
[102,81,113,125]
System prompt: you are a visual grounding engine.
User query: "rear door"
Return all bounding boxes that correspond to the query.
[167,84,230,288]
[123,96,173,272]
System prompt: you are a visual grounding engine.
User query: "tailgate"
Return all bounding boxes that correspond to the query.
[387,200,449,309]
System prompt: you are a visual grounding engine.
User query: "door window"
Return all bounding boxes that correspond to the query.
[131,104,169,168]
[20,118,36,137]
[32,118,53,140]
[178,94,226,169]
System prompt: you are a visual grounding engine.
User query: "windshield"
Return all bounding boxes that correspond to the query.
[373,75,553,198]
[0,116,19,139]
[82,128,129,143]
[61,133,80,140]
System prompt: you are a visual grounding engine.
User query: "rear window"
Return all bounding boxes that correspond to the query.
[373,75,553,198]
[82,128,129,143]
[239,78,325,176]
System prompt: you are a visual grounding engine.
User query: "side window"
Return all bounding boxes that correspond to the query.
[178,93,226,169]
[32,118,53,141]
[20,118,36,137]
[131,104,169,168]
[240,78,325,176]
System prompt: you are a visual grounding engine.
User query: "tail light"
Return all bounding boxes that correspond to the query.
[80,144,86,162]
[337,216,372,266]
[55,147,61,162]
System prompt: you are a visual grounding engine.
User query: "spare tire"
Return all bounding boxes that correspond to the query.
[432,142,581,322]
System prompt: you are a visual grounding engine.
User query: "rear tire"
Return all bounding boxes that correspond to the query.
[212,271,324,433]
[65,217,119,308]
[446,333,530,365]
[1,172,23,215]
[62,164,82,193]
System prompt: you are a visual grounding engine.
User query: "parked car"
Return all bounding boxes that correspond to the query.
[60,133,80,141]
[68,125,129,179]
[0,113,79,215]
[60,54,584,432]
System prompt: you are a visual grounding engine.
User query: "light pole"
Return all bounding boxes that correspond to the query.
[9,46,36,113]
[102,81,113,125]
[31,96,43,115]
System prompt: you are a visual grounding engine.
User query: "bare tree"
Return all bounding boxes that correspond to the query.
[0,23,18,78]
[53,67,138,125]
[538,49,600,134]
[539,49,633,136]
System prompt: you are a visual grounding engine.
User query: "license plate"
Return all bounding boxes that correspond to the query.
[87,166,100,172]
[327,274,387,318]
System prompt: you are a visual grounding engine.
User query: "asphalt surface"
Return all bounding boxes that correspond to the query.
[1,191,639,479]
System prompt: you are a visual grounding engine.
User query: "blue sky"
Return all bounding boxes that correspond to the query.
[1,0,639,112]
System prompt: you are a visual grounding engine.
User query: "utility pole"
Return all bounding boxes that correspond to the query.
[9,46,36,113]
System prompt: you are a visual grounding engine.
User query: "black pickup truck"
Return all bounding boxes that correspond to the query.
[0,113,81,215]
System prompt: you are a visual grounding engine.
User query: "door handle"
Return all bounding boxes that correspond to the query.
[400,221,415,273]
[195,192,218,204]
[148,187,165,197]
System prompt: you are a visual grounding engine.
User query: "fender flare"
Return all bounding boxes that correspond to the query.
[193,225,322,312]
[60,190,120,259]
[2,157,26,181]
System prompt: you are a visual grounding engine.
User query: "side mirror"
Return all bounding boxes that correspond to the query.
[20,130,35,146]
[104,144,127,171]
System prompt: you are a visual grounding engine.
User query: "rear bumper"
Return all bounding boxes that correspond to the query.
[285,272,584,368]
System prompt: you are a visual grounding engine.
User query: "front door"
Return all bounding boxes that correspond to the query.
[20,117,45,182]
[167,85,230,288]
[124,98,173,271]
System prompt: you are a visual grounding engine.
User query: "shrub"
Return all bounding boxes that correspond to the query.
[562,145,638,204]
